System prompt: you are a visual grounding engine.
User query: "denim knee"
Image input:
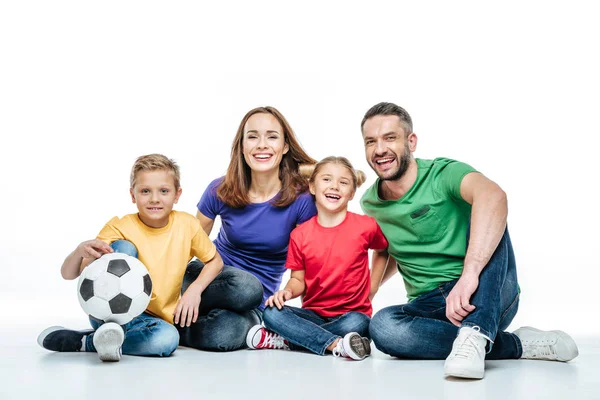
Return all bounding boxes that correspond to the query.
[110,240,138,258]
[148,324,179,357]
[370,307,414,356]
[262,306,282,329]
[226,268,264,310]
[340,312,371,338]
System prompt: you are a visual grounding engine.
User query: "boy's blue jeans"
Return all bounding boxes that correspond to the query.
[263,306,371,355]
[370,228,523,359]
[85,240,179,357]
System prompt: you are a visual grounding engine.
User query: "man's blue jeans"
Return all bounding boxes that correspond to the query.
[263,306,371,355]
[370,228,523,359]
[85,240,179,357]
[177,259,264,352]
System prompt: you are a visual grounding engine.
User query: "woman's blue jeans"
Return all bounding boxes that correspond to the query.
[370,228,523,359]
[177,259,264,352]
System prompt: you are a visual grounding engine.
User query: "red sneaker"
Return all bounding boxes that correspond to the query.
[246,325,290,350]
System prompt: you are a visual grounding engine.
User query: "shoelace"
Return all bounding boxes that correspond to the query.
[332,341,347,358]
[262,331,288,349]
[522,340,558,360]
[453,327,485,360]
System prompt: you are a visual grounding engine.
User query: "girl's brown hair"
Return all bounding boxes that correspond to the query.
[309,156,367,191]
[217,106,316,208]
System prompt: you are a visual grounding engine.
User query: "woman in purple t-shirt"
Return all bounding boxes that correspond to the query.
[177,106,317,352]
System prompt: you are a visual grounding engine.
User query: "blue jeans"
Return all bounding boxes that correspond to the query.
[370,228,522,359]
[177,259,264,352]
[85,240,179,357]
[263,306,371,355]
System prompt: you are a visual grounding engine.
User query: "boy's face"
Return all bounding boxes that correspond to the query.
[130,170,182,228]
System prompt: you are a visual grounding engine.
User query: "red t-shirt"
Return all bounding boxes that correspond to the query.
[286,212,388,317]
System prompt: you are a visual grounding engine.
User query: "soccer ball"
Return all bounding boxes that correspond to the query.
[77,253,152,325]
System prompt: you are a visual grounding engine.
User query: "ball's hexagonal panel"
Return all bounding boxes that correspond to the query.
[93,273,120,301]
[119,269,144,298]
[143,274,152,296]
[109,293,132,314]
[107,259,130,277]
[79,278,94,301]
[126,292,152,321]
[83,297,112,320]
[82,258,109,280]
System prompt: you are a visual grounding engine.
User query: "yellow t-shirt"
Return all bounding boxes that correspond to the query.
[96,210,217,323]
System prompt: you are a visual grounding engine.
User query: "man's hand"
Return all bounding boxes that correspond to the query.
[75,239,113,260]
[445,274,479,327]
[174,287,201,327]
[265,289,292,310]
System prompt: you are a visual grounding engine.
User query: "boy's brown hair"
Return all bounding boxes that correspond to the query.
[130,154,181,189]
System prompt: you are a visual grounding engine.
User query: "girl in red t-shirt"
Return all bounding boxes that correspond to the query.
[246,156,389,360]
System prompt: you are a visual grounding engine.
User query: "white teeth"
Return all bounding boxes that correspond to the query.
[254,155,271,159]
[325,194,340,199]
[376,158,394,164]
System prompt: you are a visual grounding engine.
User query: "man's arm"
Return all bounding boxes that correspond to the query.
[445,172,508,327]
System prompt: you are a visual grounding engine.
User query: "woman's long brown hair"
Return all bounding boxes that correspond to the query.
[217,106,316,208]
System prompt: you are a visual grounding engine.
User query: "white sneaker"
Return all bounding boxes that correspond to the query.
[246,325,289,350]
[332,332,371,361]
[93,323,124,362]
[513,326,579,362]
[444,326,489,379]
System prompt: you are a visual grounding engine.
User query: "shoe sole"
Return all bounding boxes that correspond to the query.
[246,325,263,349]
[444,366,484,380]
[517,326,579,361]
[343,333,370,360]
[93,323,124,362]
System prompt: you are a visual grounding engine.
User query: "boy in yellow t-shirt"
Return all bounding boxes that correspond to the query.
[37,154,223,362]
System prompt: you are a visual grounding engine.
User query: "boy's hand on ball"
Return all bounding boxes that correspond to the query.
[76,239,113,260]
[174,288,201,327]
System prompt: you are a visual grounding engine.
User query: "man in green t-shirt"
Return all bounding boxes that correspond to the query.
[361,102,578,379]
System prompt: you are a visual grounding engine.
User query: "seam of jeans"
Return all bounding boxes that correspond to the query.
[498,292,520,326]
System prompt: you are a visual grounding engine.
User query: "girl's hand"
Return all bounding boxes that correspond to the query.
[174,287,201,327]
[76,239,113,260]
[265,289,292,310]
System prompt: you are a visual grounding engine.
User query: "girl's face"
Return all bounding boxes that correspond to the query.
[242,113,289,175]
[309,163,355,214]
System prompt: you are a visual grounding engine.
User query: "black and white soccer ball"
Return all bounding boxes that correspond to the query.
[77,253,152,325]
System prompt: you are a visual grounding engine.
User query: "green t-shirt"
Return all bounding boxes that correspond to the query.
[360,158,477,301]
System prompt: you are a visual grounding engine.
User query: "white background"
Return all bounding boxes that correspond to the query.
[1,1,598,334]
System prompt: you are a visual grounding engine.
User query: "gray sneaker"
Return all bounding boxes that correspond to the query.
[93,323,125,362]
[513,326,579,362]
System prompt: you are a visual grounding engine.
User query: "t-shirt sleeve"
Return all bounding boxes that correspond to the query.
[294,192,317,225]
[191,226,217,263]
[285,230,305,271]
[369,219,389,250]
[197,178,224,219]
[437,160,478,201]
[96,217,125,245]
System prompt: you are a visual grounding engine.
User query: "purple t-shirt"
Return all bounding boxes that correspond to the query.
[198,177,317,309]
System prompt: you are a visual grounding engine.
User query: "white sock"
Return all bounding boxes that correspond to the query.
[81,335,87,352]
